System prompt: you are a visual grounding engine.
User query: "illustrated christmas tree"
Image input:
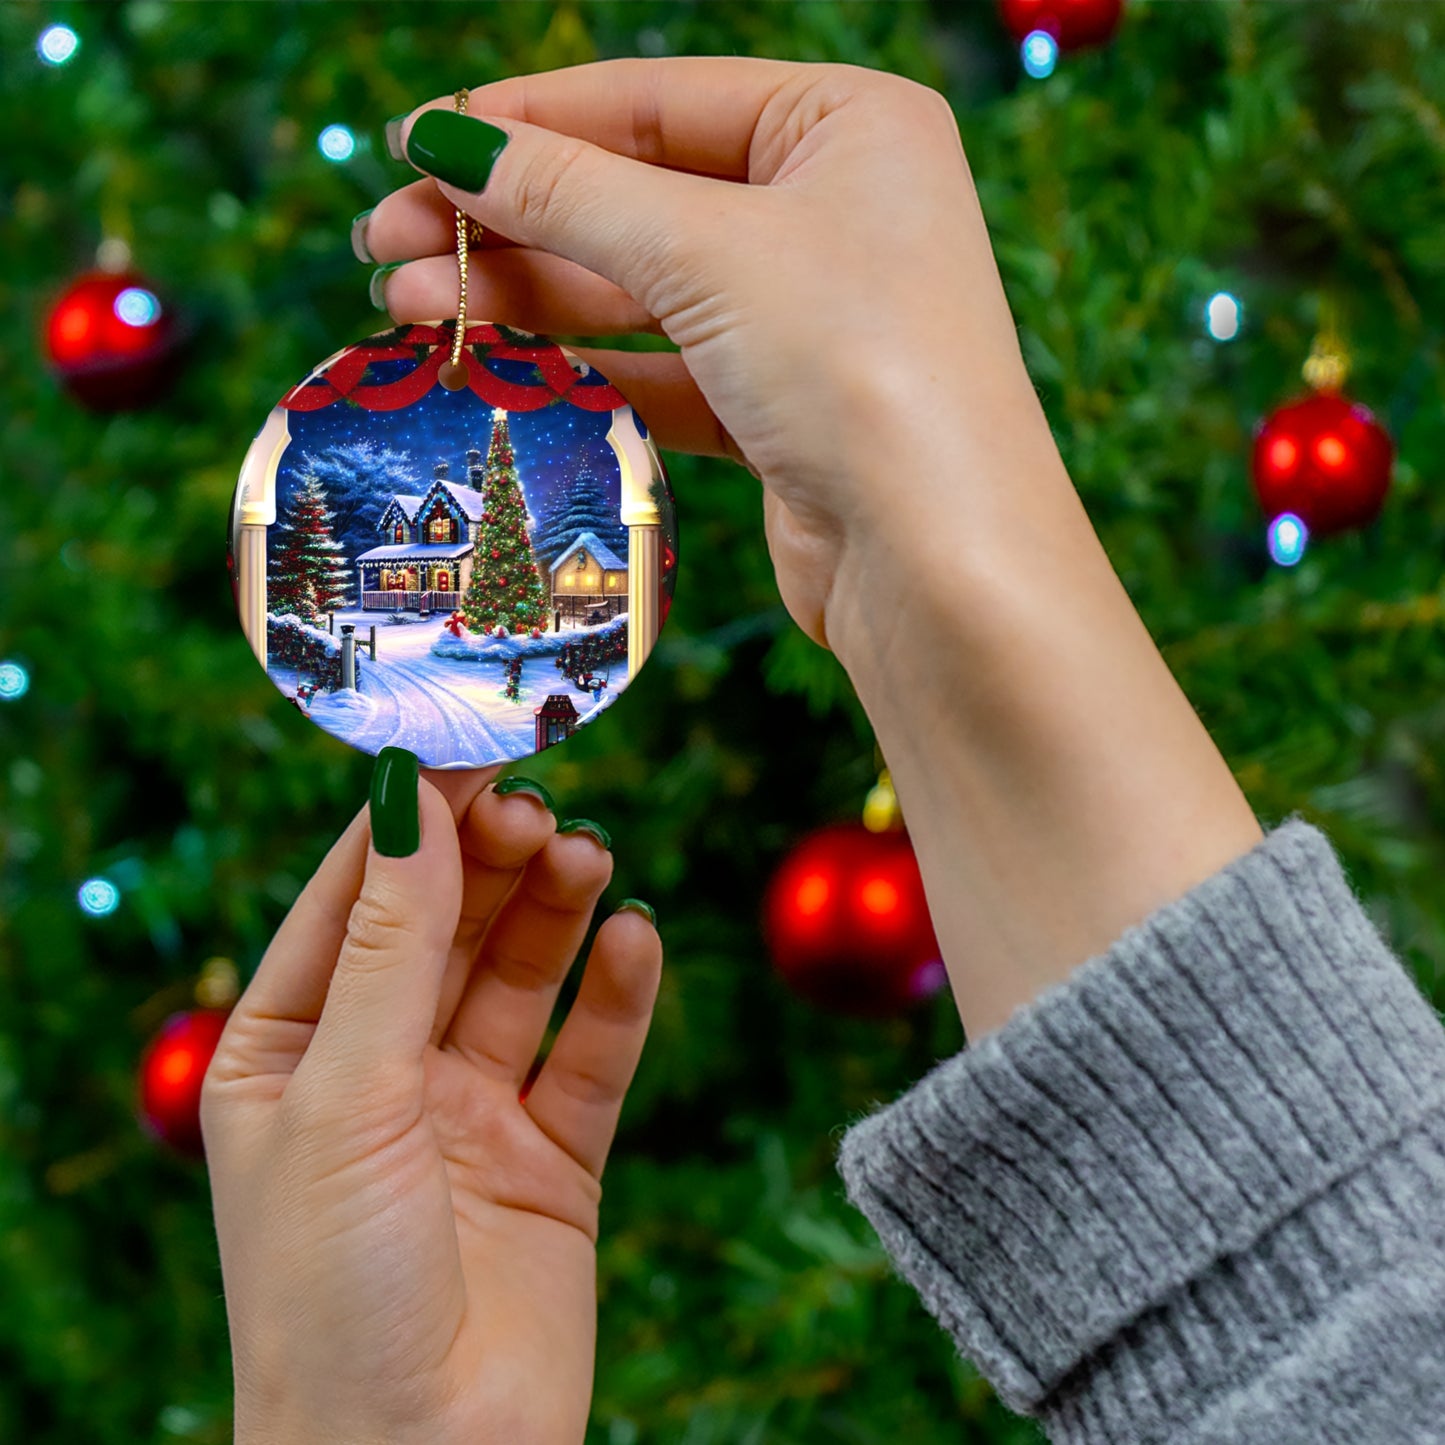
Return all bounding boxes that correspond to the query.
[531,452,627,568]
[461,408,550,635]
[268,472,351,624]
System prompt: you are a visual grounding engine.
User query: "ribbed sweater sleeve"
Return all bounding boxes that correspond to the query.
[835,817,1445,1443]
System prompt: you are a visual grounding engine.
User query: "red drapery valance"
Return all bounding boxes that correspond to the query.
[280,324,625,413]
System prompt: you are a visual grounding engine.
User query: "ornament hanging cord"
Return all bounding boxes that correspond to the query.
[439,88,486,391]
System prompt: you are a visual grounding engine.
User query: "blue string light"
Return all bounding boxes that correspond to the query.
[1267,512,1308,567]
[0,660,29,700]
[38,24,79,66]
[318,124,357,162]
[78,878,121,917]
[1021,30,1059,79]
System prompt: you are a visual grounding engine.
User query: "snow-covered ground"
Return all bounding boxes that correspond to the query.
[269,609,629,769]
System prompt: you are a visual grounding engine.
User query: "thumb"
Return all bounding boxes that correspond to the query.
[301,748,463,1091]
[397,106,737,318]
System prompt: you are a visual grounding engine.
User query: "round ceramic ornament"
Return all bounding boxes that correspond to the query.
[229,318,678,769]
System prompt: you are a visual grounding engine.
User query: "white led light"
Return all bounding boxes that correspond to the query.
[1022,30,1059,79]
[1205,291,1242,342]
[318,124,357,162]
[1267,512,1308,567]
[38,24,79,66]
[114,287,161,327]
[0,661,29,700]
[78,878,121,917]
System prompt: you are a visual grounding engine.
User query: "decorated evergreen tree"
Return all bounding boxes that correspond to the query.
[461,408,550,635]
[268,473,351,623]
[531,454,628,568]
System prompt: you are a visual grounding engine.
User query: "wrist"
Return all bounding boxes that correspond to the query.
[824,418,1261,1039]
[822,344,1074,666]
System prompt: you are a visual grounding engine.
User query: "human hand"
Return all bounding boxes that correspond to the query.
[359,57,1053,659]
[202,756,661,1445]
[359,60,1260,1046]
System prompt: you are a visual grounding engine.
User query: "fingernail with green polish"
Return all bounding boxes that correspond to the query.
[405,109,510,193]
[617,898,656,926]
[384,114,409,162]
[350,208,375,264]
[369,261,404,311]
[558,818,611,851]
[493,775,555,812]
[370,747,420,858]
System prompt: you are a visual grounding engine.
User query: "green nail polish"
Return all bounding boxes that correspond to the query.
[617,898,656,926]
[405,110,510,192]
[369,261,404,311]
[370,747,420,857]
[558,818,611,851]
[350,208,375,264]
[384,114,408,162]
[493,775,555,812]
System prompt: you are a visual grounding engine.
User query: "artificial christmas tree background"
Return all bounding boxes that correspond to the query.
[1,3,1443,1444]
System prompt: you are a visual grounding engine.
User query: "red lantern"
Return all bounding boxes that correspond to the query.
[998,0,1123,50]
[1251,392,1393,537]
[43,269,182,410]
[763,823,945,1017]
[137,1008,231,1157]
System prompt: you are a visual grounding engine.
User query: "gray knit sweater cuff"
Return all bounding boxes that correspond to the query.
[836,817,1445,1431]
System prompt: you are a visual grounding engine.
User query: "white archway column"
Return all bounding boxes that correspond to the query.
[605,402,667,680]
[232,406,292,671]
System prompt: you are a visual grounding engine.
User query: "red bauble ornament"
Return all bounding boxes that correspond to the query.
[44,269,181,410]
[1251,391,1393,537]
[998,0,1123,49]
[763,823,945,1017]
[137,1008,231,1157]
[660,539,677,627]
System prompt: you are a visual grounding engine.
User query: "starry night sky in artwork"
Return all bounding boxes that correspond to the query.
[276,354,621,523]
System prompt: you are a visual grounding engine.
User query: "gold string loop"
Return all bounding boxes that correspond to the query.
[439,87,482,392]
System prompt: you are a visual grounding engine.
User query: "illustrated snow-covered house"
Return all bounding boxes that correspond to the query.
[550,531,627,624]
[355,454,488,612]
[234,386,668,680]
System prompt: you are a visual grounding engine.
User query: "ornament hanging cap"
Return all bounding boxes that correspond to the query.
[194,956,240,1010]
[863,766,902,833]
[1302,297,1350,393]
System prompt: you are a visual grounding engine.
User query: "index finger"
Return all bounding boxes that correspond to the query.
[404,55,811,182]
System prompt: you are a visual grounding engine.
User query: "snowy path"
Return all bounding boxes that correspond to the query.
[301,612,624,769]
[355,655,515,768]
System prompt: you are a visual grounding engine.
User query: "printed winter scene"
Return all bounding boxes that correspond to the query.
[257,368,671,768]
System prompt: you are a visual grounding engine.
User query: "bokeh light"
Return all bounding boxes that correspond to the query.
[37,24,79,66]
[1267,512,1309,567]
[794,872,830,918]
[0,661,29,700]
[318,124,356,162]
[1021,30,1059,79]
[114,287,162,328]
[1205,291,1242,341]
[78,878,121,917]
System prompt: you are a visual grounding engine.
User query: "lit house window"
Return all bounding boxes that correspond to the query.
[428,513,456,543]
